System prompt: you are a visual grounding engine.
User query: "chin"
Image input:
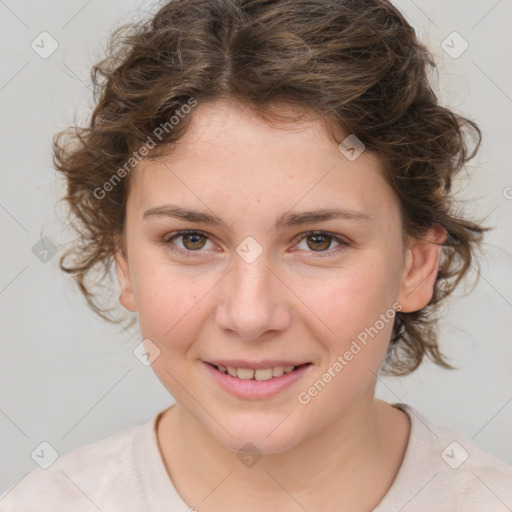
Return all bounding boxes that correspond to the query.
[208,411,305,456]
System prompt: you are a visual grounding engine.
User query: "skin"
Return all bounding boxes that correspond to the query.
[115,99,446,511]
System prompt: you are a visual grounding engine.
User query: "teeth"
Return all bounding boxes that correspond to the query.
[237,368,254,380]
[254,368,273,381]
[272,366,284,377]
[216,364,300,380]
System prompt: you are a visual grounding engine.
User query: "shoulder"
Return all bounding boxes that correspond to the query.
[383,403,512,511]
[0,420,150,512]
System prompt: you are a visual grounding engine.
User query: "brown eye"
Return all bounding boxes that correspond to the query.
[306,233,334,251]
[294,231,350,257]
[162,230,214,256]
[179,232,207,250]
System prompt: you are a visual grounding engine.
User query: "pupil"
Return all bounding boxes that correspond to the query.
[309,234,330,251]
[184,233,204,250]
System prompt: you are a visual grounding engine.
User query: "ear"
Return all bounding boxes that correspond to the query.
[396,224,447,313]
[114,236,137,312]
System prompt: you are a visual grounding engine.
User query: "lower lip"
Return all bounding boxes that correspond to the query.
[204,362,312,400]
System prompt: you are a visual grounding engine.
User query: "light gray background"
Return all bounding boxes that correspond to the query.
[1,0,511,494]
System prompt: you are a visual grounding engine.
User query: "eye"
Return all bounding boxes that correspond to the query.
[161,229,350,258]
[293,231,350,257]
[162,230,216,257]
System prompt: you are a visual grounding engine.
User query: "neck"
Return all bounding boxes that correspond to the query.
[157,395,410,512]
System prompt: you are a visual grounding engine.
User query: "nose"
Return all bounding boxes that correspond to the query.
[215,255,292,341]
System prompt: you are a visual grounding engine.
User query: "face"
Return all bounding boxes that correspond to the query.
[115,99,443,454]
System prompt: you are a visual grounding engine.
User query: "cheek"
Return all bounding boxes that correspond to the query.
[133,259,210,348]
[295,257,399,340]
[295,267,397,416]
[291,258,399,401]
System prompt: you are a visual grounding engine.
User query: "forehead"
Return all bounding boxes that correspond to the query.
[128,100,399,226]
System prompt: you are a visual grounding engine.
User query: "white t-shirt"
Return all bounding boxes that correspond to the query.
[1,403,511,511]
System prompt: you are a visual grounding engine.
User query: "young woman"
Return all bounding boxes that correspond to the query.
[2,1,510,510]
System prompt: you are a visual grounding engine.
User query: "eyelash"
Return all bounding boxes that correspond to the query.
[161,229,351,258]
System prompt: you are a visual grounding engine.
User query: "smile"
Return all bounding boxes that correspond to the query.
[203,362,313,399]
[212,364,302,381]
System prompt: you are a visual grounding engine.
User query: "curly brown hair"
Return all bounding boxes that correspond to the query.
[53,0,488,376]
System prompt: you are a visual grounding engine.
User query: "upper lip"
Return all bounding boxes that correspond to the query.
[204,359,311,369]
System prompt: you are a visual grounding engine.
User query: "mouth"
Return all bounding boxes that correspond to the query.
[203,361,313,400]
[205,362,311,381]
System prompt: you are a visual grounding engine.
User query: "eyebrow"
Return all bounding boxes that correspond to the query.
[143,204,372,229]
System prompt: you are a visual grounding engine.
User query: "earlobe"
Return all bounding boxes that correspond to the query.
[397,224,447,313]
[114,244,138,312]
